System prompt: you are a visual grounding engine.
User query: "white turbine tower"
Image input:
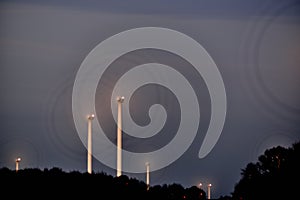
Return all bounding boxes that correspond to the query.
[117,96,124,177]
[87,114,95,174]
[15,157,21,172]
[146,162,150,190]
[207,183,212,199]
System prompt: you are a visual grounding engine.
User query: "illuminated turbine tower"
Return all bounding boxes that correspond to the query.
[87,114,95,174]
[117,96,124,177]
[146,162,150,190]
[207,183,212,199]
[15,157,21,172]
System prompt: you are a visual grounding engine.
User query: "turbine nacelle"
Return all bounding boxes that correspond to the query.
[117,96,125,103]
[87,114,95,120]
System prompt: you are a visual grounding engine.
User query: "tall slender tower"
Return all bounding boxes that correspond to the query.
[15,157,21,172]
[87,114,95,174]
[207,183,212,199]
[146,162,150,190]
[117,96,124,177]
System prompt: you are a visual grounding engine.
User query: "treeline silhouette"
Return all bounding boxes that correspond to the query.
[0,167,206,199]
[1,141,299,199]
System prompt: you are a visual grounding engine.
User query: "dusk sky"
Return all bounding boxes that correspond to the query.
[1,0,300,198]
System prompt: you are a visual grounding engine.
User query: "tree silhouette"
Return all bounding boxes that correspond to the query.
[232,141,300,200]
[0,167,206,199]
[2,141,298,199]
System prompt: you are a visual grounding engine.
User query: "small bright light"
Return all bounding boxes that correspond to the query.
[117,96,125,103]
[208,183,212,187]
[199,183,202,187]
[88,114,95,120]
[16,157,21,162]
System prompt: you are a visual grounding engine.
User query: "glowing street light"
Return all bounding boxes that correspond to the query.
[198,182,202,188]
[15,157,21,172]
[87,114,95,174]
[116,96,124,177]
[207,183,212,199]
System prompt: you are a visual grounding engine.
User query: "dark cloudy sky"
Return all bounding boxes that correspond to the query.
[1,0,300,198]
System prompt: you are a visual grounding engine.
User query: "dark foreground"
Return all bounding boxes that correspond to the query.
[1,141,299,199]
[0,167,207,200]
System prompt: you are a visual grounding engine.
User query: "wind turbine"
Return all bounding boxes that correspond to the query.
[116,96,124,177]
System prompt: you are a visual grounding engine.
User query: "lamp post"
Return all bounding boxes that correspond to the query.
[198,182,204,198]
[207,183,212,199]
[15,157,21,172]
[117,96,124,177]
[87,114,95,174]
